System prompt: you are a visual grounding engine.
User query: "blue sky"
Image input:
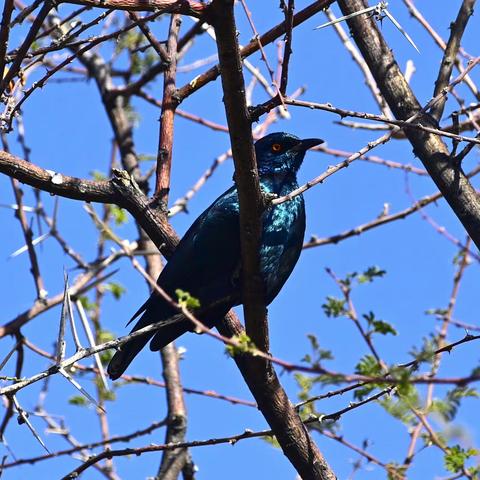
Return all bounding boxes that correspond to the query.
[1,1,479,478]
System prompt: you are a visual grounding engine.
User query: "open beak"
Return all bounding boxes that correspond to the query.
[290,138,324,152]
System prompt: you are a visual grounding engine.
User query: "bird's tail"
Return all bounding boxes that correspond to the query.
[107,322,153,381]
[107,302,190,380]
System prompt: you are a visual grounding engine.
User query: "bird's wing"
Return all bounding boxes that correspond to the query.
[159,186,242,306]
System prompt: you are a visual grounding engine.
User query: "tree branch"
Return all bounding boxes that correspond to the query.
[0,0,15,90]
[430,0,476,121]
[210,0,267,351]
[176,0,335,103]
[154,14,181,205]
[337,0,480,251]
[61,0,206,15]
[0,150,117,203]
[210,2,335,479]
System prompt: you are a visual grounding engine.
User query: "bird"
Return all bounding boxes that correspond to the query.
[107,132,323,380]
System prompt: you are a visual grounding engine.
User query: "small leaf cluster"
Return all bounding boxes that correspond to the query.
[302,334,334,367]
[110,206,128,226]
[378,381,419,425]
[322,266,396,339]
[77,295,97,315]
[98,329,115,365]
[444,445,478,474]
[363,311,397,337]
[431,386,479,422]
[409,335,438,366]
[225,332,258,357]
[322,296,346,318]
[175,289,201,310]
[114,32,157,75]
[353,354,385,400]
[103,281,126,300]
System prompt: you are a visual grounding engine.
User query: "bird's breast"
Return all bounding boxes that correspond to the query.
[259,182,306,304]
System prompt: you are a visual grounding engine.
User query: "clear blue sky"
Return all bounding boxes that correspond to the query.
[1,1,479,478]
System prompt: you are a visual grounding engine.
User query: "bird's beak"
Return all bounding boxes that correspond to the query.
[290,138,324,152]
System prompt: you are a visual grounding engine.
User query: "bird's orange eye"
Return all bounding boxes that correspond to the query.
[271,143,282,153]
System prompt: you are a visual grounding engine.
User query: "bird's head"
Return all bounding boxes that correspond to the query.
[254,132,324,176]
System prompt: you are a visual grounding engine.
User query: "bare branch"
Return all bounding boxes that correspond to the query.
[62,0,206,15]
[154,14,181,205]
[431,0,477,120]
[176,0,335,103]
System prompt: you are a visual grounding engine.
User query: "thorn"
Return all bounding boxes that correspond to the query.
[59,368,106,413]
[75,299,109,392]
[12,395,50,454]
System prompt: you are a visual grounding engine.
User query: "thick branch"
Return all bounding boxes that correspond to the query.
[210,0,267,350]
[210,2,335,479]
[157,343,189,479]
[0,150,117,203]
[0,151,178,254]
[62,0,205,15]
[154,14,181,205]
[337,0,480,251]
[430,0,476,120]
[0,0,14,89]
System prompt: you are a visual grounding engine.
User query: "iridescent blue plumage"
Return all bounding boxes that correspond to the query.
[108,132,323,379]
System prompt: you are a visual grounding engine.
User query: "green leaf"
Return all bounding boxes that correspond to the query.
[471,365,480,377]
[371,319,397,335]
[395,372,417,400]
[104,282,126,300]
[77,295,97,313]
[31,40,43,50]
[175,289,201,310]
[339,271,357,289]
[322,296,346,318]
[90,170,107,181]
[357,266,386,284]
[262,435,281,449]
[110,206,128,226]
[98,329,115,343]
[425,307,448,317]
[353,355,385,400]
[100,350,114,365]
[379,396,416,425]
[225,332,257,356]
[131,53,142,75]
[69,395,88,406]
[444,445,478,473]
[432,387,479,421]
[294,373,314,402]
[355,354,383,377]
[378,377,419,425]
[115,31,143,54]
[98,329,116,364]
[353,384,377,401]
[386,463,407,480]
[96,377,116,402]
[409,335,437,365]
[138,153,156,162]
[363,311,397,336]
[302,334,333,366]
